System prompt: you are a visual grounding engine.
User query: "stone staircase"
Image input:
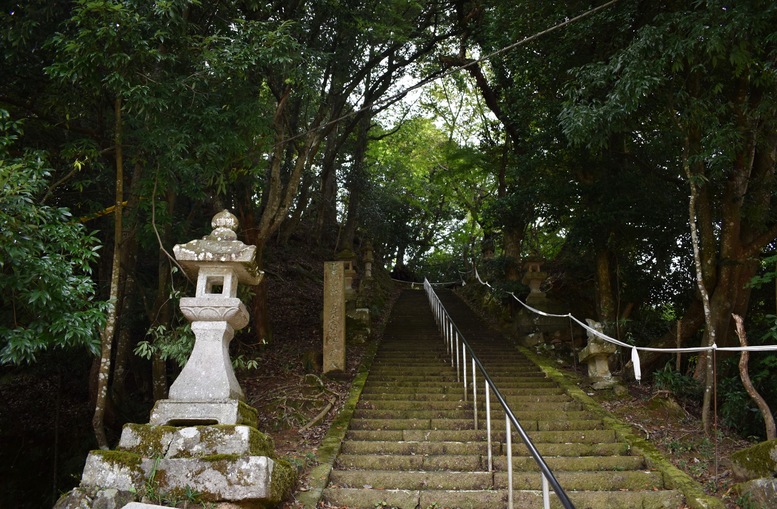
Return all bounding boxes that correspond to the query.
[321,289,685,508]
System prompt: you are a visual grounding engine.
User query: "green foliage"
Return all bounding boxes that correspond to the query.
[652,362,702,400]
[0,111,106,364]
[134,323,194,368]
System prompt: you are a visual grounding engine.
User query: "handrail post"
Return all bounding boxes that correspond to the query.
[542,473,550,509]
[450,324,454,368]
[486,384,492,472]
[506,414,513,509]
[455,332,460,382]
[472,358,478,430]
[462,347,468,401]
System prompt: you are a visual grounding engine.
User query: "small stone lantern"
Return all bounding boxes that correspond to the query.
[150,210,263,426]
[579,319,618,389]
[522,256,548,306]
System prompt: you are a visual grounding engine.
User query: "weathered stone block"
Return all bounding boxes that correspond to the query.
[91,488,135,509]
[79,451,146,492]
[117,423,178,457]
[154,456,274,500]
[117,424,274,459]
[735,478,777,507]
[731,438,777,481]
[165,425,274,458]
[53,488,92,509]
[149,399,258,427]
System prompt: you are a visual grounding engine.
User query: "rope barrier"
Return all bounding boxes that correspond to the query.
[469,267,777,381]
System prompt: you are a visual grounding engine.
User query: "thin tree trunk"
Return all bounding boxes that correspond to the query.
[682,131,716,434]
[93,97,123,450]
[110,161,143,409]
[732,314,777,440]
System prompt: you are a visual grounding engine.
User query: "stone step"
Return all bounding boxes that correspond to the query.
[355,396,579,411]
[322,486,684,509]
[328,468,666,492]
[353,408,594,422]
[345,428,619,444]
[347,417,604,432]
[362,380,559,390]
[360,386,566,397]
[335,454,645,472]
[339,440,630,457]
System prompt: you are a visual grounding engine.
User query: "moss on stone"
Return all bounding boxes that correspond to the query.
[269,458,297,504]
[238,401,259,428]
[731,439,777,480]
[193,424,275,457]
[118,423,178,457]
[91,449,143,469]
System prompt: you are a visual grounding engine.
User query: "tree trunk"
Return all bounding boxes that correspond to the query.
[733,314,777,441]
[280,168,313,245]
[148,187,176,400]
[109,160,143,410]
[315,128,341,245]
[93,97,123,450]
[340,111,371,252]
[595,246,616,324]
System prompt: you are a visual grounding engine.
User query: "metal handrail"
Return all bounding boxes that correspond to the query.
[423,279,575,509]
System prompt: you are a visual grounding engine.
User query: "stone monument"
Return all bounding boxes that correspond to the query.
[323,261,346,374]
[579,319,618,389]
[54,210,294,509]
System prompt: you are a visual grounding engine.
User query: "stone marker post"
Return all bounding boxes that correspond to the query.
[363,242,374,280]
[323,261,346,373]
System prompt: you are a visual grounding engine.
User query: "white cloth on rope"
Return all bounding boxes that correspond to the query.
[631,347,641,381]
[465,269,777,381]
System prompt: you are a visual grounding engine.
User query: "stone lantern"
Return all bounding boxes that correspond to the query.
[521,256,548,306]
[150,209,263,426]
[55,210,294,509]
[579,319,618,389]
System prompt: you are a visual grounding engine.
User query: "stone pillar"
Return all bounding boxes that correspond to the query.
[363,242,374,280]
[578,319,618,389]
[323,261,346,374]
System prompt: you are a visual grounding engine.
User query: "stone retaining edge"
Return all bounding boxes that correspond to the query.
[519,346,725,509]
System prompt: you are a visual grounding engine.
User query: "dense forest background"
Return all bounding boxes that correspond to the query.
[2,0,777,505]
